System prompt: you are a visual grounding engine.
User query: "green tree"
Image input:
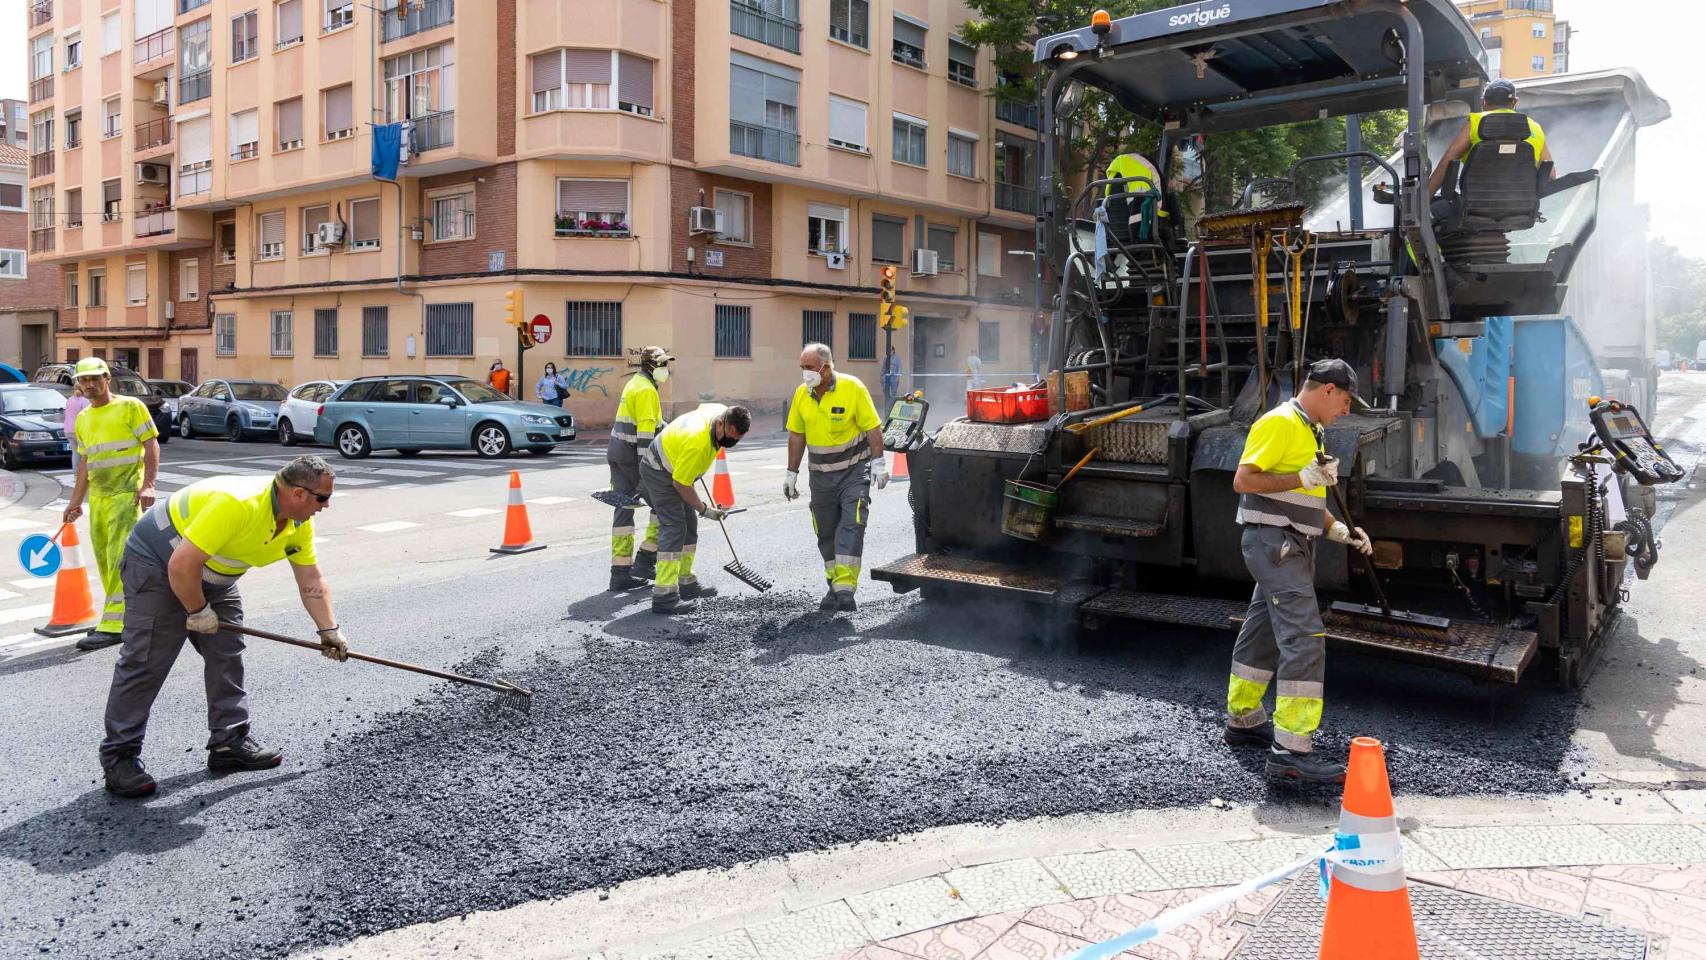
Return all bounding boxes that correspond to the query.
[1651,238,1706,357]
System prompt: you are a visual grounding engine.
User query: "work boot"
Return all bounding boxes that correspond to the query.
[1264,747,1346,785]
[1223,721,1274,749]
[651,595,697,615]
[103,753,157,799]
[630,550,657,581]
[836,592,858,613]
[679,582,718,600]
[208,730,284,773]
[819,587,839,610]
[76,631,123,652]
[608,566,646,592]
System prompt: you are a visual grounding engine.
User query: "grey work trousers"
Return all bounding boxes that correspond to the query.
[809,459,872,595]
[607,438,658,566]
[100,554,249,767]
[1227,523,1327,753]
[639,461,700,598]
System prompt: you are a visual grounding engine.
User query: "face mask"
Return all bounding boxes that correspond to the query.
[653,366,670,384]
[802,369,823,389]
[544,367,555,376]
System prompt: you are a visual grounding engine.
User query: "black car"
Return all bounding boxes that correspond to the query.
[0,384,73,469]
[33,363,171,443]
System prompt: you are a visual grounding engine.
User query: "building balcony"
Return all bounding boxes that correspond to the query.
[382,0,453,42]
[996,99,1038,129]
[1483,35,1503,49]
[1507,0,1552,9]
[179,70,211,105]
[177,0,210,12]
[30,228,55,253]
[554,217,631,239]
[29,152,54,178]
[730,1,801,54]
[135,116,173,153]
[30,0,51,27]
[178,163,212,199]
[412,110,454,151]
[995,181,1037,215]
[135,29,175,77]
[730,120,799,166]
[29,76,53,103]
[135,207,176,239]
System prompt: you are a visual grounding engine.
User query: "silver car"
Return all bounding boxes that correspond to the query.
[176,378,289,442]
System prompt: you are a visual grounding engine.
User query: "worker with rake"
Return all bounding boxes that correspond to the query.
[641,404,751,614]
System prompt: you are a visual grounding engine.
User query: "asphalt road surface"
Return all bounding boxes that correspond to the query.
[0,381,1702,959]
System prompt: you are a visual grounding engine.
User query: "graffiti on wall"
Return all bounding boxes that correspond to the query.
[561,365,615,397]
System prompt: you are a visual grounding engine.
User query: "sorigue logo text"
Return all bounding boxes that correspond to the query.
[1169,4,1233,27]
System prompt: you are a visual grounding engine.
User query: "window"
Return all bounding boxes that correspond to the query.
[301,204,329,254]
[1532,55,1546,71]
[126,263,148,305]
[325,0,353,31]
[1532,20,1547,38]
[258,211,285,259]
[1479,26,1491,39]
[531,49,649,114]
[554,180,627,236]
[179,19,212,102]
[232,10,257,61]
[63,188,82,225]
[101,179,122,222]
[276,0,304,47]
[565,301,622,357]
[892,15,926,68]
[872,215,904,264]
[30,35,52,81]
[349,197,381,250]
[802,309,833,349]
[893,113,927,166]
[65,31,83,71]
[807,203,847,256]
[30,112,53,156]
[714,304,751,358]
[361,305,388,356]
[31,186,54,230]
[384,43,454,123]
[88,268,106,306]
[270,310,294,355]
[979,320,1001,363]
[322,84,353,140]
[0,250,24,279]
[429,189,473,241]
[830,0,868,48]
[218,221,236,262]
[828,95,867,151]
[67,271,79,305]
[713,189,751,243]
[947,131,977,178]
[276,97,304,151]
[977,231,1001,277]
[0,184,21,211]
[215,314,237,355]
[179,258,198,299]
[927,224,957,271]
[314,308,338,356]
[425,302,474,357]
[229,109,259,159]
[948,38,976,86]
[102,12,121,56]
[65,109,81,149]
[729,52,800,164]
[179,113,211,195]
[102,97,121,139]
[848,313,877,360]
[731,0,801,53]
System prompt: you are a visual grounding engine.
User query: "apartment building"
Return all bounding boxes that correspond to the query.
[2,142,60,371]
[1455,0,1572,79]
[25,0,1041,424]
[0,100,31,149]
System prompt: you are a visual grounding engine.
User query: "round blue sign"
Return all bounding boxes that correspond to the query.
[18,533,62,579]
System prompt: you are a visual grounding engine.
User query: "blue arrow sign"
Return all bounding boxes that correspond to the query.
[18,534,61,579]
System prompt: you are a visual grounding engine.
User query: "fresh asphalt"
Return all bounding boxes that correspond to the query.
[0,386,1702,959]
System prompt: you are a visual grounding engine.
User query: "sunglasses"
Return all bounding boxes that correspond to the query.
[289,483,332,504]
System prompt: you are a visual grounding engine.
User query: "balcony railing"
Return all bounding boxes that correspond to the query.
[30,228,55,253]
[179,69,211,104]
[996,98,1038,129]
[178,0,209,12]
[134,27,174,65]
[178,162,211,197]
[382,0,452,42]
[136,116,173,150]
[29,76,53,103]
[29,152,54,178]
[995,181,1038,215]
[411,110,454,151]
[30,0,51,27]
[730,1,801,54]
[1482,36,1503,49]
[65,132,81,150]
[730,119,799,166]
[136,207,176,238]
[1507,0,1552,9]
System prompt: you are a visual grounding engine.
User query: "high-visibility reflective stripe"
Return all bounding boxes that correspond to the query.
[508,487,526,506]
[202,569,242,586]
[808,438,871,472]
[1276,679,1324,700]
[1231,660,1275,685]
[1227,673,1268,718]
[132,420,157,437]
[1227,705,1269,729]
[83,438,141,456]
[1327,828,1407,892]
[1338,810,1397,837]
[1238,493,1326,534]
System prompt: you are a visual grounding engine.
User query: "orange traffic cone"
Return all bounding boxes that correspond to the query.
[890,451,910,482]
[490,470,547,555]
[1318,737,1419,960]
[35,523,100,637]
[710,448,736,508]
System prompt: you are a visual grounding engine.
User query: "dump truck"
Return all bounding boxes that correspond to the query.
[873,0,1684,687]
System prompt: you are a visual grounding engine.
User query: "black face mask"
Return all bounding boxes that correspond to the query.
[718,434,740,449]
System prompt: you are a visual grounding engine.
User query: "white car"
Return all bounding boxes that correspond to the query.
[277,379,346,446]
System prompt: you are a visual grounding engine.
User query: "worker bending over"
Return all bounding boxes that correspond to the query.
[640,403,750,614]
[608,346,672,591]
[100,456,350,799]
[783,344,886,612]
[62,357,159,651]
[1224,359,1372,785]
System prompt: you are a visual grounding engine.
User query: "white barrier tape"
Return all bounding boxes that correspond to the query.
[1318,829,1405,896]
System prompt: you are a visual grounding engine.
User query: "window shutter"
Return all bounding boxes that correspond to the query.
[278,0,303,40]
[829,96,865,147]
[729,65,766,125]
[617,53,653,110]
[808,202,845,222]
[180,117,212,164]
[557,180,628,215]
[949,39,975,69]
[531,51,561,94]
[351,198,379,242]
[102,13,120,54]
[562,49,611,84]
[278,98,303,143]
[261,212,285,245]
[325,85,352,132]
[126,265,147,303]
[893,17,926,50]
[872,217,903,262]
[232,109,258,146]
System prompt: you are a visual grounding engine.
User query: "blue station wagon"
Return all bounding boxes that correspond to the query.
[313,375,576,458]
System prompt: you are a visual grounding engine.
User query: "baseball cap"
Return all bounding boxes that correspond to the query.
[1306,358,1358,393]
[73,357,110,379]
[1484,79,1517,106]
[640,346,674,366]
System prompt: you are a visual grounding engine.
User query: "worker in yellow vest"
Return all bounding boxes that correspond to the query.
[1428,79,1555,199]
[62,357,160,651]
[1104,151,1170,246]
[640,403,751,614]
[607,346,671,591]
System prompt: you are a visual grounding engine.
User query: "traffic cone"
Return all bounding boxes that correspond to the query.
[35,523,100,637]
[710,448,736,508]
[489,470,547,555]
[890,451,910,482]
[1318,737,1419,960]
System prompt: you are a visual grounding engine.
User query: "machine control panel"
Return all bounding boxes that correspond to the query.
[883,394,930,452]
[1588,397,1684,485]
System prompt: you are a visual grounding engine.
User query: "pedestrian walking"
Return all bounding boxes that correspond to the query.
[783,343,886,612]
[62,358,160,652]
[63,381,89,476]
[535,363,568,408]
[98,455,350,799]
[608,347,671,591]
[881,346,902,410]
[1223,358,1372,785]
[487,359,512,397]
[640,403,749,614]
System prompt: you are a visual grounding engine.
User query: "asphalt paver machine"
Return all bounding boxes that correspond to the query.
[873,0,1682,687]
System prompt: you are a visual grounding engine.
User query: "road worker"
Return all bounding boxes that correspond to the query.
[1428,79,1555,221]
[607,346,671,591]
[640,403,750,614]
[99,456,350,799]
[783,344,886,612]
[62,357,160,651]
[1104,151,1170,247]
[1224,358,1372,785]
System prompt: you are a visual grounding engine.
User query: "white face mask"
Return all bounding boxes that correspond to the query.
[802,369,822,389]
[652,366,670,384]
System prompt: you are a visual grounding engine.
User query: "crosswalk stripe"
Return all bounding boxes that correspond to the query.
[0,635,70,657]
[0,631,42,650]
[530,496,573,505]
[0,517,50,533]
[369,468,442,478]
[153,470,199,483]
[0,603,55,626]
[0,589,17,600]
[8,578,57,591]
[447,507,497,518]
[357,520,423,534]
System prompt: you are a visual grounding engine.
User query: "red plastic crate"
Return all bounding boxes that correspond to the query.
[967,385,1051,423]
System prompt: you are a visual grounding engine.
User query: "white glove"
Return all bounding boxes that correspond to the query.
[870,458,889,490]
[1327,520,1374,557]
[783,470,799,501]
[316,626,351,662]
[1298,456,1339,490]
[186,604,219,634]
[699,503,729,522]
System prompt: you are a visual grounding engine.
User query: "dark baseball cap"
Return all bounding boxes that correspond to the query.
[1484,79,1518,106]
[1306,358,1358,392]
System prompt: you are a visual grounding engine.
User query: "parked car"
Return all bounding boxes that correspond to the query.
[277,379,347,446]
[0,383,72,469]
[148,379,196,429]
[314,375,576,459]
[176,378,290,441]
[32,362,171,443]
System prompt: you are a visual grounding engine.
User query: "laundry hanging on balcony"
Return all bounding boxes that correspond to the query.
[371,122,403,180]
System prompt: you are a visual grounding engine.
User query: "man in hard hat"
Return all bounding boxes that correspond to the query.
[783,343,886,612]
[1428,79,1555,217]
[62,357,160,651]
[99,455,350,799]
[1223,358,1373,785]
[607,346,671,591]
[640,403,750,614]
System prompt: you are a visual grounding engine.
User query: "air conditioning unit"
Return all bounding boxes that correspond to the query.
[136,162,170,185]
[912,248,939,276]
[688,206,723,235]
[825,251,847,270]
[152,80,170,105]
[315,221,346,247]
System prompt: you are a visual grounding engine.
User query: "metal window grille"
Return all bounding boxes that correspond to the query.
[425,302,474,357]
[270,310,294,356]
[979,320,1001,363]
[361,306,388,356]
[215,314,237,356]
[802,309,834,350]
[565,301,622,357]
[714,304,752,358]
[314,308,338,357]
[848,313,877,360]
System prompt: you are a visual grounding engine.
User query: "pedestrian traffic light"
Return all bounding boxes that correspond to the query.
[503,288,524,328]
[879,265,896,305]
[518,325,534,349]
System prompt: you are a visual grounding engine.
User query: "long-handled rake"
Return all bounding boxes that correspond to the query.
[1315,456,1453,643]
[697,479,772,592]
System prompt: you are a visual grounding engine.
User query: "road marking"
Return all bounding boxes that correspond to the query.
[757,464,790,470]
[334,477,383,486]
[153,470,199,483]
[446,507,498,518]
[0,518,49,533]
[0,603,55,626]
[0,635,69,657]
[356,520,422,534]
[0,589,16,600]
[380,484,418,491]
[0,631,37,648]
[9,578,57,591]
[39,500,66,511]
[530,496,573,505]
[369,468,442,478]
[177,463,274,475]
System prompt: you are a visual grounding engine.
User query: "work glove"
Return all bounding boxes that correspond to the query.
[1298,456,1339,490]
[186,604,219,634]
[783,470,800,501]
[316,626,351,663]
[699,503,729,522]
[870,458,889,490]
[1327,520,1374,557]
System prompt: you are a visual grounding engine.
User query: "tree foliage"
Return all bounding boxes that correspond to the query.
[1651,238,1706,358]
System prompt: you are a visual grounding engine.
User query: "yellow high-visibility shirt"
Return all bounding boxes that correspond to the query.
[1235,400,1328,534]
[1468,109,1547,168]
[649,403,726,487]
[787,373,880,473]
[612,373,662,445]
[167,475,319,580]
[73,396,157,495]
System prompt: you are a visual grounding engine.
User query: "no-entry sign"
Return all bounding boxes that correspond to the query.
[530,315,553,345]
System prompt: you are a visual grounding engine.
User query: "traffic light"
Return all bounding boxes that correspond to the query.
[887,304,909,330]
[503,288,524,329]
[879,265,896,305]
